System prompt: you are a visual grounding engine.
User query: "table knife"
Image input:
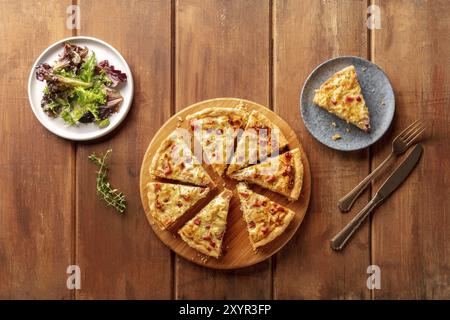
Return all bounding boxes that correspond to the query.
[331,143,423,251]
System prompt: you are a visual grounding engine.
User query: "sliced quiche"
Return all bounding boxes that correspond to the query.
[236,183,296,249]
[186,106,249,176]
[229,148,303,201]
[227,110,289,174]
[150,130,213,186]
[147,182,210,230]
[313,65,371,132]
[178,189,233,258]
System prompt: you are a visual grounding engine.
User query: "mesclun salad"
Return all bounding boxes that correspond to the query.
[36,43,127,128]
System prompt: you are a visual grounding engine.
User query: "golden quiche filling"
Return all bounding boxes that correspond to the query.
[186,107,249,176]
[313,65,370,132]
[229,148,303,201]
[147,182,210,230]
[150,130,213,186]
[227,110,289,174]
[237,183,296,249]
[178,189,233,258]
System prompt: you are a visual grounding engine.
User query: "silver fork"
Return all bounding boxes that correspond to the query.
[338,120,427,212]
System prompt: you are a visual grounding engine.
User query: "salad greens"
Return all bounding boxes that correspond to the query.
[36,43,127,128]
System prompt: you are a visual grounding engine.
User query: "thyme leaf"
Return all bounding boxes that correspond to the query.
[88,149,127,214]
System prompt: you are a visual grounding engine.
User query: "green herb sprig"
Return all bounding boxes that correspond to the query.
[88,149,127,213]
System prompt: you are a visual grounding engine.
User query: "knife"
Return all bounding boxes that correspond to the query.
[331,143,423,251]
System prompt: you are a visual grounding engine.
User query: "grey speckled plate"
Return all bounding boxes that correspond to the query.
[300,56,395,151]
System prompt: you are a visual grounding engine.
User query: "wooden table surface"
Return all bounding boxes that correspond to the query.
[1,0,448,299]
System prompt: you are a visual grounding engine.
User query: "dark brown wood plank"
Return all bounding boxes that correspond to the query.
[75,0,173,299]
[273,0,371,299]
[0,0,74,299]
[175,0,272,299]
[371,0,450,299]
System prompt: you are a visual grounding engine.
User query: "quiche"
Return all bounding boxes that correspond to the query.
[147,182,210,230]
[150,130,213,186]
[229,148,303,201]
[186,106,249,176]
[227,110,289,174]
[313,65,370,132]
[236,183,296,249]
[178,189,233,258]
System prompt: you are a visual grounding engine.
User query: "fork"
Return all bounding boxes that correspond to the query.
[338,120,427,212]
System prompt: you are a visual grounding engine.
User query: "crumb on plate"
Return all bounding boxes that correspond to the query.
[331,121,337,127]
[332,133,342,141]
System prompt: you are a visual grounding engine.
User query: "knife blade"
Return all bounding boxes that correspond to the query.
[376,143,423,199]
[331,143,423,251]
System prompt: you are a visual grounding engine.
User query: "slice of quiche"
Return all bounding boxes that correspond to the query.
[227,110,289,174]
[186,106,249,176]
[313,65,370,132]
[150,130,213,186]
[229,149,303,201]
[178,189,233,258]
[147,182,210,230]
[236,183,296,249]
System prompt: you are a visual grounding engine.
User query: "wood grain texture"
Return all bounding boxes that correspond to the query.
[371,0,450,299]
[140,98,311,269]
[0,0,74,299]
[273,0,371,299]
[75,0,172,299]
[175,0,273,299]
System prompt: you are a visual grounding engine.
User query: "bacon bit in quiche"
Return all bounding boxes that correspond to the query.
[276,206,285,212]
[154,183,161,191]
[282,165,292,176]
[205,224,211,229]
[216,128,223,135]
[179,162,185,169]
[285,152,292,161]
[345,96,354,103]
[252,199,262,207]
[163,164,172,175]
[331,98,337,105]
[216,231,225,240]
[181,194,190,201]
[194,218,201,225]
[203,234,211,241]
[248,221,256,229]
[239,191,250,198]
[176,202,183,207]
[210,241,216,248]
[155,200,163,210]
[261,227,269,234]
[266,175,277,183]
[356,96,362,102]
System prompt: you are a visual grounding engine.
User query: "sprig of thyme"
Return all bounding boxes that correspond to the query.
[88,149,127,213]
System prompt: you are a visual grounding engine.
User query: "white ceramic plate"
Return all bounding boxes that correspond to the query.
[28,36,134,141]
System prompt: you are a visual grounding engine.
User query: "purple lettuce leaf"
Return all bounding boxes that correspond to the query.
[97,60,127,87]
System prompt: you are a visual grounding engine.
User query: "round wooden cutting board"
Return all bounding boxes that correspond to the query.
[139,98,311,269]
